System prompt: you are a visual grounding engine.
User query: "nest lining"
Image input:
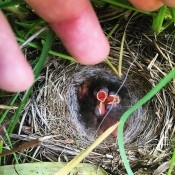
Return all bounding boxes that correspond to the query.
[14,53,174,169]
[65,64,153,144]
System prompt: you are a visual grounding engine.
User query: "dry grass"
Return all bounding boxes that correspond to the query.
[1,12,174,174]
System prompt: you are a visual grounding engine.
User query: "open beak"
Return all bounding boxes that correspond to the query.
[96,87,109,102]
[106,92,120,111]
[95,89,120,116]
[106,91,120,105]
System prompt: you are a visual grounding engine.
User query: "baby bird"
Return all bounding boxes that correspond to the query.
[94,88,121,137]
[94,102,106,117]
[95,88,120,117]
[106,91,120,111]
[94,87,109,117]
[96,87,109,102]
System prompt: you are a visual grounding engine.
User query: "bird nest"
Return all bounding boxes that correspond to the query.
[13,15,175,174]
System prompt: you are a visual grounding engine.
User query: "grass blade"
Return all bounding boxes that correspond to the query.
[17,37,75,62]
[167,148,175,175]
[33,30,55,77]
[118,68,175,175]
[0,93,19,124]
[0,140,3,165]
[0,105,18,110]
[118,29,125,77]
[105,57,119,76]
[105,23,120,76]
[55,122,119,175]
[118,12,135,77]
[99,0,152,15]
[169,8,175,23]
[7,29,55,135]
[152,6,167,34]
[4,128,19,164]
[0,0,24,9]
[107,23,119,39]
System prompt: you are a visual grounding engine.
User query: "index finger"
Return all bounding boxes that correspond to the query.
[26,0,110,65]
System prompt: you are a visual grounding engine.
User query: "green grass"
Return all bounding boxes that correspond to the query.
[96,0,152,15]
[4,128,19,164]
[167,148,175,175]
[8,29,55,135]
[97,0,175,34]
[0,140,3,165]
[17,37,75,62]
[118,68,175,175]
[0,0,24,9]
[0,93,19,124]
[0,0,175,175]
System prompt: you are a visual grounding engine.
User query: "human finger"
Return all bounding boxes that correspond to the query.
[26,0,110,65]
[163,0,175,7]
[0,11,34,92]
[129,0,163,11]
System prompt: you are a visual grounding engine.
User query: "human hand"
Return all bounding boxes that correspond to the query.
[0,0,110,92]
[0,0,175,92]
[129,0,175,11]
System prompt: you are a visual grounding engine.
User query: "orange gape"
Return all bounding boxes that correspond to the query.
[129,0,175,11]
[95,88,108,117]
[94,88,120,117]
